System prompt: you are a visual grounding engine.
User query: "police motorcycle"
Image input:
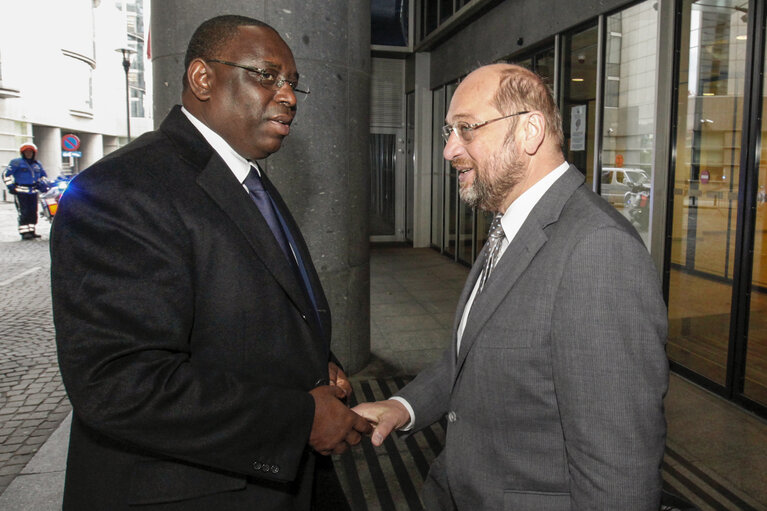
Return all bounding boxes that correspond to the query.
[623,181,650,231]
[38,175,71,222]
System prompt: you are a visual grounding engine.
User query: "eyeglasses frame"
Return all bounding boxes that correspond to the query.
[442,110,530,144]
[206,59,310,95]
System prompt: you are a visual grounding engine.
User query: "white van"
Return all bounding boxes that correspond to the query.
[600,167,649,205]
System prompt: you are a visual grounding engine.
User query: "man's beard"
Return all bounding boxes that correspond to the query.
[458,139,526,212]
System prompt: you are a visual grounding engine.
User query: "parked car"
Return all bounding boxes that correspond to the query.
[600,167,649,206]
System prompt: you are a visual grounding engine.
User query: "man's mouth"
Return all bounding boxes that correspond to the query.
[269,116,292,136]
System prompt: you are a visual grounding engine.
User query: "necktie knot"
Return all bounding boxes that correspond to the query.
[478,213,505,293]
[488,213,504,240]
[243,166,265,193]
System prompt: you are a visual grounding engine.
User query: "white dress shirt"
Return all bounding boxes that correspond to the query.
[181,107,264,188]
[392,161,571,429]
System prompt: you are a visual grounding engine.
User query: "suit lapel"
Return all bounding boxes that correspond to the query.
[258,170,331,340]
[455,166,585,372]
[195,153,317,331]
[158,107,324,337]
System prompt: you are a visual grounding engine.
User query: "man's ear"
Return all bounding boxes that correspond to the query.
[521,111,546,155]
[187,58,213,101]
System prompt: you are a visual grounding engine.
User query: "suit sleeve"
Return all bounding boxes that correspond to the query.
[550,226,668,510]
[396,347,454,431]
[51,172,315,483]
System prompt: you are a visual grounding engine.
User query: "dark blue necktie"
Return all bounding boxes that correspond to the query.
[243,166,322,331]
[243,167,293,261]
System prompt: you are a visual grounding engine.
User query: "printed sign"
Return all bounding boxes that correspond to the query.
[570,105,586,151]
[62,134,81,151]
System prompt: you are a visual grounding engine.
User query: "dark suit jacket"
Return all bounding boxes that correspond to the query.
[52,106,334,510]
[398,166,669,510]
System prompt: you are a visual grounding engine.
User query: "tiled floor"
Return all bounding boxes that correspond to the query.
[354,245,767,510]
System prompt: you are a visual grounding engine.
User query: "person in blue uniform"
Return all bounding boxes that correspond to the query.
[3,143,48,239]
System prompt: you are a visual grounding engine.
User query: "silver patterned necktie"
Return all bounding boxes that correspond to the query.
[478,213,505,293]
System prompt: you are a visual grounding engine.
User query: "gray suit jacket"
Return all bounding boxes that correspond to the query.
[398,166,668,511]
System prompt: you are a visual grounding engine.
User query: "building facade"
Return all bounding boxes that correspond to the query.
[371,0,767,418]
[0,0,152,178]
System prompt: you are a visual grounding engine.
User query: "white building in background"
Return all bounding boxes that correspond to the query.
[0,0,152,178]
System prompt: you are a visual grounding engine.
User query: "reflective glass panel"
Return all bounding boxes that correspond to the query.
[667,0,747,385]
[601,0,658,247]
[369,133,397,236]
[444,83,458,257]
[746,16,767,407]
[562,24,598,184]
[431,88,445,248]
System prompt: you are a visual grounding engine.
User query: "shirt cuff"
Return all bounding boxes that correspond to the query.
[388,396,415,431]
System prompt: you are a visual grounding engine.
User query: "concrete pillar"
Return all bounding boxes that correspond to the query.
[151,2,371,372]
[103,136,120,157]
[80,133,104,171]
[33,126,61,178]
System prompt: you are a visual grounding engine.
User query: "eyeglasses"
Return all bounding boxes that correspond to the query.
[441,111,529,144]
[206,59,310,96]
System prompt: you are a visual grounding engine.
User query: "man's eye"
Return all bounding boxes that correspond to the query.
[458,123,472,132]
[258,71,277,83]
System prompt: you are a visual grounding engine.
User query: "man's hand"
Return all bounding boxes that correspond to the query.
[309,385,372,455]
[352,400,410,447]
[328,361,352,398]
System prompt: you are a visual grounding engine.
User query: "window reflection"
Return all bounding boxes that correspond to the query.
[746,6,767,407]
[667,0,747,386]
[562,25,598,185]
[600,0,658,247]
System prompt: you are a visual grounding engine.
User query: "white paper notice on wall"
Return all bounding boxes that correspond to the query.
[570,105,586,151]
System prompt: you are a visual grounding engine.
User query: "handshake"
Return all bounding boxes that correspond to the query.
[308,363,411,455]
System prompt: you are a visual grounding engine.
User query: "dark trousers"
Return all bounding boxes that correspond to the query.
[14,192,39,234]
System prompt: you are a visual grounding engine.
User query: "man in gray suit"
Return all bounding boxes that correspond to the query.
[353,64,668,510]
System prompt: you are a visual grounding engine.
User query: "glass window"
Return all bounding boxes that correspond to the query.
[443,82,458,257]
[425,0,438,35]
[746,13,767,408]
[371,0,410,46]
[561,24,598,184]
[439,0,453,23]
[667,0,748,386]
[369,133,397,236]
[431,88,445,249]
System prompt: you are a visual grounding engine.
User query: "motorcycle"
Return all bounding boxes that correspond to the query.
[39,175,71,222]
[623,182,650,231]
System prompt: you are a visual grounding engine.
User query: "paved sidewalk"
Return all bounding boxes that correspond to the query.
[0,199,71,505]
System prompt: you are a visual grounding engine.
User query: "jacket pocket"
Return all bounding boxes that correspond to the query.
[504,489,570,511]
[128,458,247,505]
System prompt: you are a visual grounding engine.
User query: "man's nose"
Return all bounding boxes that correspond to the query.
[443,132,464,162]
[274,83,297,108]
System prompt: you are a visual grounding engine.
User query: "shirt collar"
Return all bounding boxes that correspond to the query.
[500,161,570,243]
[181,106,259,183]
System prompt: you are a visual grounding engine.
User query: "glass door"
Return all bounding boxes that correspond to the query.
[667,0,748,388]
[745,1,767,408]
[406,92,415,243]
[600,1,659,247]
[561,23,599,184]
[443,82,458,258]
[431,88,445,249]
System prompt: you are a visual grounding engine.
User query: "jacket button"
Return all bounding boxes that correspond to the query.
[271,465,280,474]
[261,464,270,473]
[253,462,262,471]
[447,411,457,423]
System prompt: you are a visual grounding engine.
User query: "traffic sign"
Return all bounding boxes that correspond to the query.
[62,134,81,151]
[62,150,82,158]
[700,170,710,184]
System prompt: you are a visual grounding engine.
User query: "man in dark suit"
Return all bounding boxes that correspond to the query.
[52,15,370,510]
[354,64,669,510]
